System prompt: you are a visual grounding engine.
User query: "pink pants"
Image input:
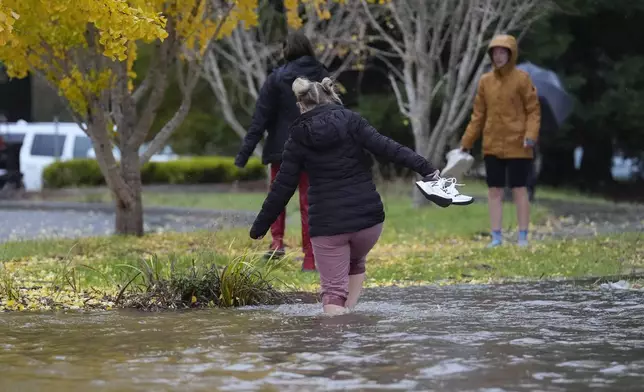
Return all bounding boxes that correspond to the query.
[310,223,383,307]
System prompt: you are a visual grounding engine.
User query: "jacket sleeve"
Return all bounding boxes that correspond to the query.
[461,78,486,150]
[249,137,302,239]
[235,72,279,167]
[521,75,541,142]
[353,114,436,177]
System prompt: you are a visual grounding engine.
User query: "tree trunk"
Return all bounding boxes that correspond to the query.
[426,134,449,170]
[411,119,432,208]
[115,148,144,236]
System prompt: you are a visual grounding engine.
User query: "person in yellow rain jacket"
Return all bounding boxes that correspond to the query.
[460,34,541,248]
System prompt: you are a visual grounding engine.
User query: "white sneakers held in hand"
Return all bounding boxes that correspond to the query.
[415,175,474,208]
[415,149,476,208]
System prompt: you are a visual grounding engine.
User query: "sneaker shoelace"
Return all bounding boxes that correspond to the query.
[426,176,447,189]
[425,176,461,195]
[441,178,465,196]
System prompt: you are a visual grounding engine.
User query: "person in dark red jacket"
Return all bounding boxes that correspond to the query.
[249,77,452,315]
[235,32,329,271]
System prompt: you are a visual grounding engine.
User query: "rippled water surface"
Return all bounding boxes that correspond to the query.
[1,282,643,391]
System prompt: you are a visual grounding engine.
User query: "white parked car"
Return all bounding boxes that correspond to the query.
[0,120,179,191]
[0,121,92,191]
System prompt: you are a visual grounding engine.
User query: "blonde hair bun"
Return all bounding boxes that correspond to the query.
[321,77,335,92]
[292,77,312,96]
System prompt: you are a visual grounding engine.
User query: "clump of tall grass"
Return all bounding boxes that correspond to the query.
[117,250,289,311]
[0,264,19,302]
[1,237,312,312]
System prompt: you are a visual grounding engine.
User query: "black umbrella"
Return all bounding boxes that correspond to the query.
[516,62,573,133]
[482,62,573,134]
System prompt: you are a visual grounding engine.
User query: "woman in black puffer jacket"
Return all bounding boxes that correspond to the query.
[249,77,449,315]
[235,32,329,271]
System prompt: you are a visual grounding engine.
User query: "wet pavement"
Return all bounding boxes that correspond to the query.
[0,208,255,243]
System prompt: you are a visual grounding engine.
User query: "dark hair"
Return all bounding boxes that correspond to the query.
[283,32,316,62]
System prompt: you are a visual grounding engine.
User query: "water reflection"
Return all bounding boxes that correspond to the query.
[1,282,643,391]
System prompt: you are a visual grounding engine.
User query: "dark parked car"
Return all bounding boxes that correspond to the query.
[0,134,24,190]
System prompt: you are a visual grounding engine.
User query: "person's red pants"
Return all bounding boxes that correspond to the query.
[269,162,315,271]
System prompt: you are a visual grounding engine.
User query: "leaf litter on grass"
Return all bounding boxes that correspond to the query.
[1,210,643,311]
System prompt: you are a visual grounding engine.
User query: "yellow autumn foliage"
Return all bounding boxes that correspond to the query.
[0,0,332,118]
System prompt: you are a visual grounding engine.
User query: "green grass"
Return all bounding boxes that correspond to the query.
[2,182,641,312]
[54,185,549,239]
[0,235,290,311]
[2,227,642,312]
[145,192,268,211]
[51,177,612,208]
[378,177,613,205]
[43,188,550,240]
[1,190,546,258]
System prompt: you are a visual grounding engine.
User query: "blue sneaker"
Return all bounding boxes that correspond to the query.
[487,238,503,248]
[487,230,503,248]
[518,230,529,247]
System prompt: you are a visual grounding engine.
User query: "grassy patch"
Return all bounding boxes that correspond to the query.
[376,177,613,205]
[3,182,640,312]
[44,184,551,238]
[0,240,293,312]
[1,230,642,312]
[364,233,644,286]
[47,178,612,208]
[2,196,643,312]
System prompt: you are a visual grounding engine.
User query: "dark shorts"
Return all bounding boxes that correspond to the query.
[484,155,532,188]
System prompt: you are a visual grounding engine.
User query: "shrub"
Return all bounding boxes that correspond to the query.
[42,156,266,188]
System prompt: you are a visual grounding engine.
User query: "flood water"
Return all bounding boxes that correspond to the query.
[1,282,643,391]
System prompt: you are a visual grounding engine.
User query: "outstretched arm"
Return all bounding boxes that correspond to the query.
[235,73,279,167]
[461,79,486,150]
[353,114,437,177]
[250,138,302,239]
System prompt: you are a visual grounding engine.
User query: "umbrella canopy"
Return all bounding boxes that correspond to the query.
[516,62,574,132]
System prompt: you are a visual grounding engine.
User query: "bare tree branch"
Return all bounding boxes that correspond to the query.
[140,59,200,164]
[132,70,153,104]
[203,49,263,158]
[360,0,405,58]
[128,26,176,151]
[140,0,237,162]
[388,73,410,117]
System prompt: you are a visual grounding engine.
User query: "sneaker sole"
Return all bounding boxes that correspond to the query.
[441,158,474,179]
[415,182,452,208]
[452,198,474,206]
[452,199,474,206]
